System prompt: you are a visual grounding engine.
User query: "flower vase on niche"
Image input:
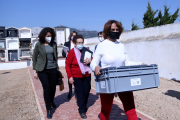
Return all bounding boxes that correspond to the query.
[0,53,5,62]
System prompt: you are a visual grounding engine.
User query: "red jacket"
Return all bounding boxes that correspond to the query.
[65,48,91,79]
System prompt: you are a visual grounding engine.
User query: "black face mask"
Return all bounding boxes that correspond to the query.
[109,31,120,40]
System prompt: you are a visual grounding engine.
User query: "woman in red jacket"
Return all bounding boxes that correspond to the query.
[65,35,92,119]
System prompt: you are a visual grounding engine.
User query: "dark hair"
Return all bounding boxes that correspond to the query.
[103,20,123,39]
[98,31,103,36]
[38,27,56,44]
[73,35,84,44]
[68,31,77,41]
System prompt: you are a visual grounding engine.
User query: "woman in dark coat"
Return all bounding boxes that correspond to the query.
[62,31,78,100]
[33,27,59,119]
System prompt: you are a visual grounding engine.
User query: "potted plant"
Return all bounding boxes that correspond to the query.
[1,53,5,62]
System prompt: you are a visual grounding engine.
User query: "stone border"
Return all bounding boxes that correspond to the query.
[27,67,45,120]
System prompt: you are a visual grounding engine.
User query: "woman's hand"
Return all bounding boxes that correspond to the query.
[34,73,38,79]
[84,58,91,65]
[66,50,69,57]
[69,77,74,84]
[95,65,102,76]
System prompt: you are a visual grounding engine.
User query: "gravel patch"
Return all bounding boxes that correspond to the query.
[0,68,40,120]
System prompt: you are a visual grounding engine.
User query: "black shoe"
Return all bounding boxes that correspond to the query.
[51,102,56,108]
[115,93,118,97]
[47,109,52,119]
[80,113,87,119]
[67,92,72,100]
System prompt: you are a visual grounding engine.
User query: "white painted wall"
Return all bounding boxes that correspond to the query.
[119,22,180,43]
[65,28,70,42]
[84,37,100,52]
[58,59,65,66]
[0,61,27,70]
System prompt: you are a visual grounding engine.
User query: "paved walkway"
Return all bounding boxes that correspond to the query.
[28,66,153,120]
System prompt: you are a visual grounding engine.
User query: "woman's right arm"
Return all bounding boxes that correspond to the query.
[90,44,102,75]
[32,43,39,79]
[62,42,67,57]
[32,43,39,70]
[65,50,73,79]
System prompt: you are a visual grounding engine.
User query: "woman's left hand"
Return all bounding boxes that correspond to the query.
[84,58,91,65]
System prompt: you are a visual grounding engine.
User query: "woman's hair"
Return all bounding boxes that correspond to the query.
[103,20,123,39]
[38,27,56,43]
[98,31,103,36]
[68,31,78,41]
[73,35,84,44]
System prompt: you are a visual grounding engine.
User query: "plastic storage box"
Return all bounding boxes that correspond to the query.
[95,64,160,93]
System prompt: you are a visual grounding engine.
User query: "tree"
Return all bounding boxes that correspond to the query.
[131,21,139,30]
[157,10,163,25]
[143,2,159,28]
[156,5,179,26]
[119,21,124,31]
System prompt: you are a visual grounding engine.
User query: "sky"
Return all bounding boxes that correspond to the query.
[0,0,180,31]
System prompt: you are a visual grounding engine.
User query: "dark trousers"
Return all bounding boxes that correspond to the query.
[68,80,77,99]
[73,75,91,114]
[38,68,57,110]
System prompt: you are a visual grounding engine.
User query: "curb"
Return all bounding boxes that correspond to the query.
[27,67,45,120]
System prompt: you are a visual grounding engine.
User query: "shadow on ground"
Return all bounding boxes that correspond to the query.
[97,103,142,120]
[172,79,180,83]
[1,72,11,74]
[87,93,99,109]
[52,92,70,114]
[163,90,180,100]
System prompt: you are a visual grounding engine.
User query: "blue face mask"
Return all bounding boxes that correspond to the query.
[76,45,83,50]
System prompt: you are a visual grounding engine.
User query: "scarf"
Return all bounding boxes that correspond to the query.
[74,47,92,75]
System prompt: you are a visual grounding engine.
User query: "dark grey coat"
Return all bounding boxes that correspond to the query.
[32,41,59,72]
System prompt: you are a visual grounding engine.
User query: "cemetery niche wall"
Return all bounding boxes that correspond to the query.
[0,27,6,61]
[54,25,70,57]
[54,25,70,46]
[18,27,31,59]
[5,27,19,61]
[0,27,6,49]
[8,50,19,61]
[31,27,42,55]
[0,39,6,49]
[0,26,6,38]
[6,27,19,37]
[31,27,43,38]
[0,39,6,62]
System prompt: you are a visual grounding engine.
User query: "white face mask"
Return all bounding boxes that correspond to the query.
[45,37,52,43]
[98,36,104,42]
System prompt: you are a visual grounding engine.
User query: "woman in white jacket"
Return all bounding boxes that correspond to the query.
[90,20,145,120]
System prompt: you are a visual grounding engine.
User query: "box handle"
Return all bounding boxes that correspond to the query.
[128,66,142,74]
